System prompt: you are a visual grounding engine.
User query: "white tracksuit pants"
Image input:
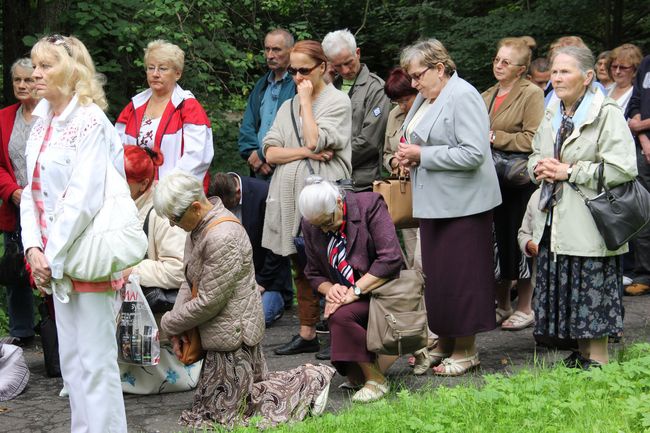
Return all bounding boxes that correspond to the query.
[54,291,127,433]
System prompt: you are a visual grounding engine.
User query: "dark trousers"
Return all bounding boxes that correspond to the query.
[631,147,650,285]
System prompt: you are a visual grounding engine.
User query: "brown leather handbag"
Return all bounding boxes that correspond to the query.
[178,216,241,365]
[372,167,418,229]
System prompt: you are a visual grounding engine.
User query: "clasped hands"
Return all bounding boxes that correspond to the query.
[396,140,421,168]
[170,334,190,359]
[323,283,358,319]
[533,158,572,183]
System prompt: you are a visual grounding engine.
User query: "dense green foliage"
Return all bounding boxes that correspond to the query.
[205,343,650,433]
[1,0,649,174]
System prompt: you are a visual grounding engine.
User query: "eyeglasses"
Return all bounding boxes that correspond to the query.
[610,63,634,73]
[287,62,323,76]
[170,203,192,224]
[409,67,430,82]
[146,65,172,74]
[46,34,72,57]
[493,57,523,68]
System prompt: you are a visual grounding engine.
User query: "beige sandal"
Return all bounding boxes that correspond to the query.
[351,380,389,403]
[495,307,514,325]
[433,353,480,377]
[501,310,535,331]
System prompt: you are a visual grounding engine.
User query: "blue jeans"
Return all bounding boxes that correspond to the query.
[261,291,284,327]
[7,282,35,338]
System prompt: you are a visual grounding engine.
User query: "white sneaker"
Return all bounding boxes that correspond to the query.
[623,276,633,286]
[312,383,330,416]
[59,385,68,397]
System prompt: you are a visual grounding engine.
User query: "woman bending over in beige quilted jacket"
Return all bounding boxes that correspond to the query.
[155,170,335,429]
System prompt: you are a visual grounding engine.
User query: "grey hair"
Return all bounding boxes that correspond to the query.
[267,28,294,48]
[153,170,206,220]
[551,45,595,86]
[298,181,343,222]
[400,38,456,76]
[322,29,357,59]
[11,58,33,77]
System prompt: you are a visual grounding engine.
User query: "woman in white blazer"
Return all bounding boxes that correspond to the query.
[396,39,502,376]
[21,35,128,432]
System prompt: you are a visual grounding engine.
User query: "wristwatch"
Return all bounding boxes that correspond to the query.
[566,164,574,178]
[353,285,362,296]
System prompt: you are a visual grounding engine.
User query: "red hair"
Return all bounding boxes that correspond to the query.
[123,145,164,184]
[384,68,418,100]
[292,40,328,65]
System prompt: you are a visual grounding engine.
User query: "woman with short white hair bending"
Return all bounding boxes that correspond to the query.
[299,180,403,403]
[155,171,335,429]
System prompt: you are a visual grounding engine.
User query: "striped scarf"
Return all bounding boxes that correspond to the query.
[327,201,355,285]
[31,125,53,246]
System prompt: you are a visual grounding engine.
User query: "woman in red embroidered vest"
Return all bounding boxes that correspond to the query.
[0,58,38,345]
[21,35,128,432]
[115,40,213,186]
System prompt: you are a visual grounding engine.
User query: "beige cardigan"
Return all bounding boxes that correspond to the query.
[481,78,545,153]
[261,83,352,256]
[382,105,406,172]
[131,186,186,289]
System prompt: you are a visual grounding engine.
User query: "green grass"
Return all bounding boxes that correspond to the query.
[189,343,650,433]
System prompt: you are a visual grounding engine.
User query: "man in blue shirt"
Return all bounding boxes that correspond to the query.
[238,29,296,180]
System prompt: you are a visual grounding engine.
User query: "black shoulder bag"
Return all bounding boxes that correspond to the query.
[140,207,179,313]
[568,163,650,250]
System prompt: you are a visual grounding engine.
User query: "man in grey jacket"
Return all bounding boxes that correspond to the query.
[322,29,391,191]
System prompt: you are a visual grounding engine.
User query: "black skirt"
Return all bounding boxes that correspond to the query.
[420,211,497,338]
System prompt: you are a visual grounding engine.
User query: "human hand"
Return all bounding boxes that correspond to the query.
[628,115,643,134]
[325,283,348,304]
[257,284,266,294]
[307,149,334,162]
[534,158,571,182]
[640,134,650,164]
[297,80,314,105]
[258,163,273,176]
[170,335,182,358]
[324,300,342,319]
[247,151,264,171]
[526,240,539,257]
[11,188,22,206]
[397,141,421,167]
[26,248,51,291]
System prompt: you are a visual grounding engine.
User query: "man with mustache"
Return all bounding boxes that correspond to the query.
[238,29,296,180]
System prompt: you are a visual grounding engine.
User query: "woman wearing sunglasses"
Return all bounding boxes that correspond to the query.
[482,37,544,332]
[606,43,643,114]
[262,40,352,357]
[529,46,636,369]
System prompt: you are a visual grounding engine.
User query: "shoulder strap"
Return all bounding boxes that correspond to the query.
[143,206,155,237]
[191,216,241,297]
[205,216,241,231]
[290,97,315,176]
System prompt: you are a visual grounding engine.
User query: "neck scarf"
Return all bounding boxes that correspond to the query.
[326,201,355,286]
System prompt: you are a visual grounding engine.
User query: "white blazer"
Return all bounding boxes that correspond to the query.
[403,72,502,219]
[21,95,125,280]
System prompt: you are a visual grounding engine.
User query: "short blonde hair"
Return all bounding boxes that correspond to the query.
[144,40,185,74]
[400,38,456,77]
[548,36,587,57]
[497,37,533,69]
[608,43,643,71]
[31,35,107,111]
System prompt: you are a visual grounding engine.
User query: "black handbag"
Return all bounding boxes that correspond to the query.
[0,230,30,287]
[491,149,532,188]
[140,207,179,313]
[569,163,650,250]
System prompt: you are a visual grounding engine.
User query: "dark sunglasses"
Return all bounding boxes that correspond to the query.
[287,62,323,76]
[46,34,72,57]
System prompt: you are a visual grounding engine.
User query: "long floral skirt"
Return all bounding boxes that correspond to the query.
[179,344,335,429]
[533,232,624,340]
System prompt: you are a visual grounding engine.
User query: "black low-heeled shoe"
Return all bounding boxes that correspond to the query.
[274,335,320,355]
[580,358,603,370]
[560,351,588,369]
